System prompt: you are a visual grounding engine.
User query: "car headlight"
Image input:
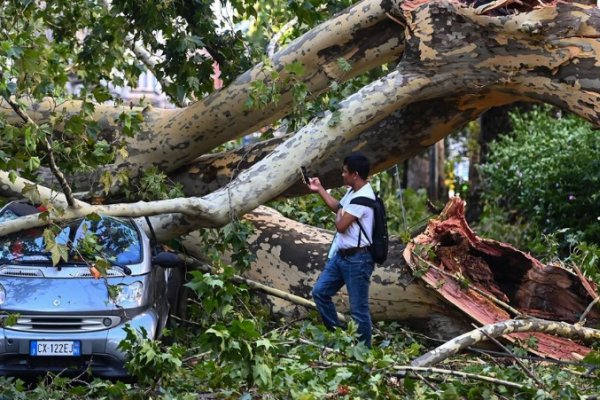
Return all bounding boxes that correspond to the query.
[112,282,143,305]
[0,284,5,305]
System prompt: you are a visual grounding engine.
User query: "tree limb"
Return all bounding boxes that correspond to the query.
[0,96,77,207]
[0,170,85,209]
[266,18,298,58]
[411,318,600,367]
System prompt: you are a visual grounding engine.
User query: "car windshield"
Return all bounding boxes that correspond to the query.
[0,216,142,265]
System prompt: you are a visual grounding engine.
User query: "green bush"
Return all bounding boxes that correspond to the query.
[476,107,600,284]
[480,107,599,245]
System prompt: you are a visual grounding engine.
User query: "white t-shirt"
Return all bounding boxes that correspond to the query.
[327,183,375,258]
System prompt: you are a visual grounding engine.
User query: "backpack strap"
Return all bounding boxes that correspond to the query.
[349,196,375,247]
[355,219,371,247]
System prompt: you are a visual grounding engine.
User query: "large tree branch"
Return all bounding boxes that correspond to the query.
[0,170,200,243]
[0,67,478,236]
[411,318,600,367]
[1,0,404,183]
[171,91,523,198]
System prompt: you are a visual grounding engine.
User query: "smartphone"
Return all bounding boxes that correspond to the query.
[300,166,310,185]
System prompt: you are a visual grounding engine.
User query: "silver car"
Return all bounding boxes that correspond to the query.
[0,201,184,377]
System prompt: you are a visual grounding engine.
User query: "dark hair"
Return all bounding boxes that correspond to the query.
[343,152,370,180]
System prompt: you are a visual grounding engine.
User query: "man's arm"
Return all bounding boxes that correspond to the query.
[306,176,358,233]
[335,209,357,233]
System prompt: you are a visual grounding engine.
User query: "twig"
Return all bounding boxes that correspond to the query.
[413,371,438,391]
[170,314,204,328]
[266,18,298,58]
[307,355,529,391]
[266,316,307,336]
[182,351,211,364]
[2,95,77,207]
[391,366,528,390]
[472,322,546,389]
[297,337,338,354]
[579,296,600,325]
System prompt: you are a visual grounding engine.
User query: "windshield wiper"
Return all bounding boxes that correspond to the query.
[110,263,132,276]
[0,252,89,268]
[0,252,52,268]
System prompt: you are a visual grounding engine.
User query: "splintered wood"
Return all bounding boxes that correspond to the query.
[405,197,599,360]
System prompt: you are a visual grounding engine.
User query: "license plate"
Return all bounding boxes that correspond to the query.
[30,340,81,356]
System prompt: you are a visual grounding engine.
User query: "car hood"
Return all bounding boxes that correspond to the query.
[0,275,150,313]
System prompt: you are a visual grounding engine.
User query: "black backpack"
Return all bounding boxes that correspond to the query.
[350,194,389,264]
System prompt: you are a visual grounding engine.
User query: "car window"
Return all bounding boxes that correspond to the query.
[72,217,142,265]
[0,209,19,223]
[0,216,142,265]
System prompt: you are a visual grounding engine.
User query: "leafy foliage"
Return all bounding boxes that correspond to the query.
[479,107,599,245]
[477,107,599,282]
[118,326,183,388]
[0,1,145,185]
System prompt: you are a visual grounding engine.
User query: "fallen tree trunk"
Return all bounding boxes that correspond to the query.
[181,206,475,339]
[183,200,598,361]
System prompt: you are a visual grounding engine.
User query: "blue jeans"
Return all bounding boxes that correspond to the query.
[312,251,375,347]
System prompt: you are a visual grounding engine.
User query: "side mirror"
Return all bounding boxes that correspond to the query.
[152,252,184,268]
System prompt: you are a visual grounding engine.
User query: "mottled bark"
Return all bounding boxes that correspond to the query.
[172,93,509,199]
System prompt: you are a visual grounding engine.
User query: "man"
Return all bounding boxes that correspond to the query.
[307,152,375,347]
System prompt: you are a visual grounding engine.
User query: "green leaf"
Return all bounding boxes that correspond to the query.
[253,362,272,387]
[284,61,305,76]
[27,156,40,171]
[336,57,352,73]
[255,338,273,350]
[92,87,112,103]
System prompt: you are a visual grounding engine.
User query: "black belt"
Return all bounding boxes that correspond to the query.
[338,247,368,258]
